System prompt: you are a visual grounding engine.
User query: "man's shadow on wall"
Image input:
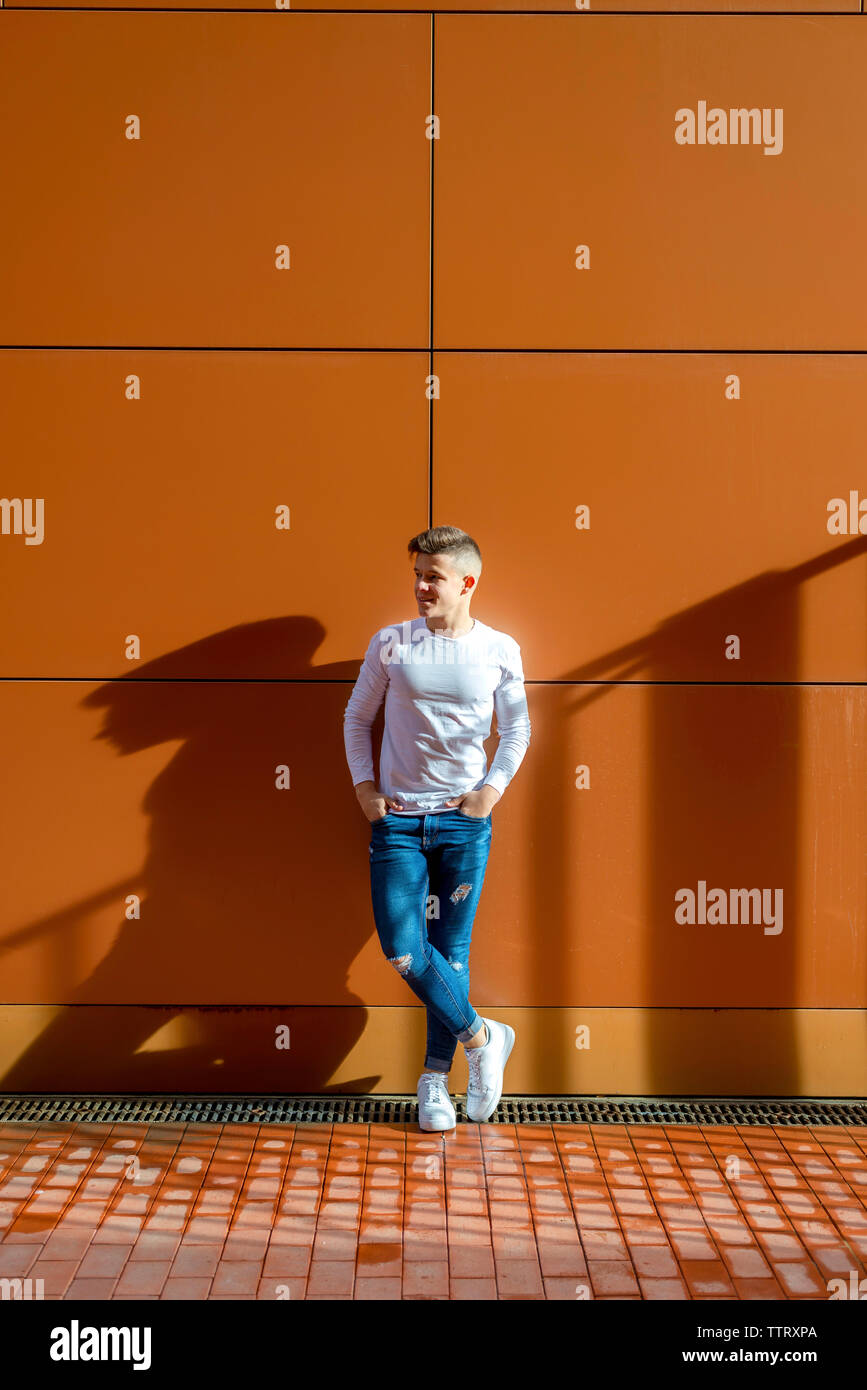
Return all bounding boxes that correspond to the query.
[1,616,382,1094]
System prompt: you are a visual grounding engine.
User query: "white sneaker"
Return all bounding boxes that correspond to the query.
[464,1017,515,1122]
[417,1070,456,1132]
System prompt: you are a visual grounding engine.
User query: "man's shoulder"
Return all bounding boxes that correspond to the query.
[365,617,521,654]
[362,619,421,661]
[476,620,521,656]
[367,618,421,644]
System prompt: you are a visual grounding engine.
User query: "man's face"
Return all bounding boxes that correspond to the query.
[412,552,473,616]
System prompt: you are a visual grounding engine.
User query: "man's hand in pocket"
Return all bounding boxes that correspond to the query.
[355,781,403,824]
[444,787,500,818]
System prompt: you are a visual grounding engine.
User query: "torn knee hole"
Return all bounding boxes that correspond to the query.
[388,953,413,976]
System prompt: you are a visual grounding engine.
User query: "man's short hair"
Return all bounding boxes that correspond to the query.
[407,525,482,582]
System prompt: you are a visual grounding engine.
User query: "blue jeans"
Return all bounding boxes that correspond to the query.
[368,808,493,1072]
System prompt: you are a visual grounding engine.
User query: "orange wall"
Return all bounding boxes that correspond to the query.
[1,9,865,1094]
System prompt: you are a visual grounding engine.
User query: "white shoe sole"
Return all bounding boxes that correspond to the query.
[418,1110,456,1133]
[467,1022,515,1123]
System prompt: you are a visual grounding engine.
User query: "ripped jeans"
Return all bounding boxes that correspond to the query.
[368,807,492,1073]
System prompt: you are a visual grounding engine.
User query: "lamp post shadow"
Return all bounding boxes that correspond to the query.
[541,535,867,1094]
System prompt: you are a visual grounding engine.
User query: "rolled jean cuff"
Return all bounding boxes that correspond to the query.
[424,1055,453,1072]
[456,1011,484,1043]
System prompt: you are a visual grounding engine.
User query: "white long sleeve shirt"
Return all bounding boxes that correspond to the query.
[343,616,531,814]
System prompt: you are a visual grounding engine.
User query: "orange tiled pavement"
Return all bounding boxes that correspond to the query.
[1,1120,866,1301]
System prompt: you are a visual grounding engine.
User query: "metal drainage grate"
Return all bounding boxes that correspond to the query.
[0,1094,865,1127]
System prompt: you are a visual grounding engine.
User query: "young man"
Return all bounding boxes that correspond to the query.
[343,525,531,1130]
